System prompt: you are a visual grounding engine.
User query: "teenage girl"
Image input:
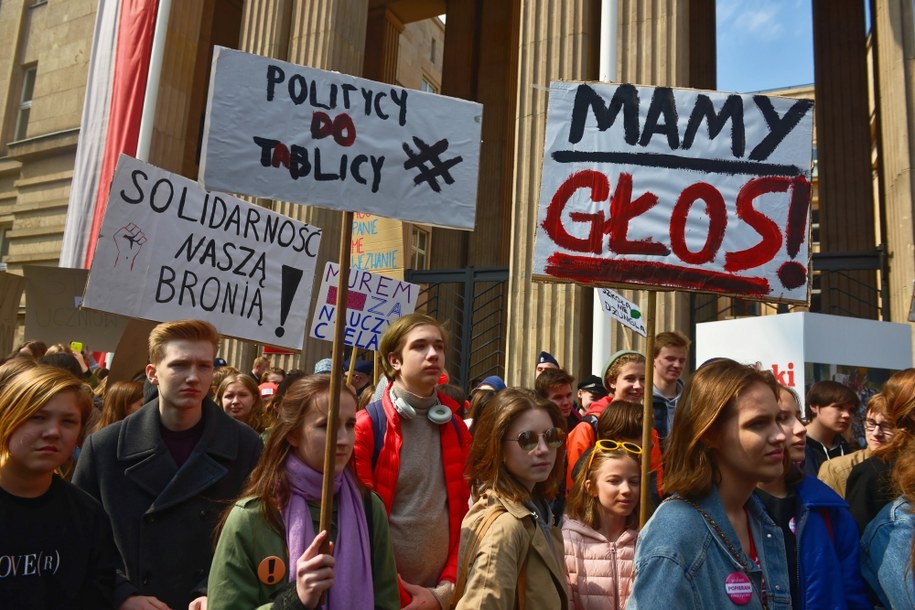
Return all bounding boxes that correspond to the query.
[208,375,399,609]
[454,388,569,609]
[628,358,791,609]
[0,364,118,607]
[755,381,869,609]
[216,373,268,433]
[563,439,641,610]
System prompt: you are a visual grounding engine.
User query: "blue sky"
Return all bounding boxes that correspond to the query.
[716,0,814,93]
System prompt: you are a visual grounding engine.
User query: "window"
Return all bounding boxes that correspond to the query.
[420,78,438,94]
[431,38,437,64]
[0,225,10,270]
[15,66,37,141]
[411,226,430,270]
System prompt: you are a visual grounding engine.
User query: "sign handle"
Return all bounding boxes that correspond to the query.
[640,290,657,527]
[319,211,354,552]
[346,345,358,387]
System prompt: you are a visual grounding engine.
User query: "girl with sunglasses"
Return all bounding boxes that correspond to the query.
[628,358,792,609]
[563,438,641,610]
[454,388,569,609]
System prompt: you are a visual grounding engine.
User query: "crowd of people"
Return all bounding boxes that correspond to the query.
[0,314,913,609]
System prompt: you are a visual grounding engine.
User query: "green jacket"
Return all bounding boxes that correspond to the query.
[208,493,399,610]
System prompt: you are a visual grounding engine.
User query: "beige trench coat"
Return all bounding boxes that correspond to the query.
[455,490,569,610]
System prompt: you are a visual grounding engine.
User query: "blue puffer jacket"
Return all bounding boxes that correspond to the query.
[793,476,871,610]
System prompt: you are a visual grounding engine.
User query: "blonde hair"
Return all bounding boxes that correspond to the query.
[216,373,268,433]
[567,448,640,530]
[0,365,93,461]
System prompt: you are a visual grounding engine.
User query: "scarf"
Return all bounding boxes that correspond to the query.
[283,453,374,609]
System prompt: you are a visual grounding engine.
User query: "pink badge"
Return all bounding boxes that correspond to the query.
[788,517,797,535]
[725,571,753,605]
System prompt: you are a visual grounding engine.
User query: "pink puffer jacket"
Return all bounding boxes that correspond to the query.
[562,517,637,610]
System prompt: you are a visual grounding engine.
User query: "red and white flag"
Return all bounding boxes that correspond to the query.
[60,0,159,269]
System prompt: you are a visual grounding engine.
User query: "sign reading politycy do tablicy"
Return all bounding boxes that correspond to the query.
[200,46,483,230]
[533,82,814,304]
[83,155,323,350]
[310,262,418,351]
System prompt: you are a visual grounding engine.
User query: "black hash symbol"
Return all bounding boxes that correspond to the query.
[402,136,464,193]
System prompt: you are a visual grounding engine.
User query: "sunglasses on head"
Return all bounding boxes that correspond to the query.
[586,439,643,473]
[506,427,566,451]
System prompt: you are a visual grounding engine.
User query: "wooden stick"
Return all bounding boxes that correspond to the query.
[346,344,358,387]
[319,211,353,551]
[640,291,657,527]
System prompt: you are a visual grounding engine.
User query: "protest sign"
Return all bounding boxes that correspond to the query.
[596,288,647,337]
[351,213,405,277]
[83,155,323,350]
[200,46,483,230]
[533,82,814,304]
[310,262,418,350]
[0,271,26,356]
[24,266,128,351]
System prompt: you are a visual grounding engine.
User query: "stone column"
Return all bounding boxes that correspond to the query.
[873,0,915,350]
[238,0,369,368]
[505,0,598,386]
[812,0,879,318]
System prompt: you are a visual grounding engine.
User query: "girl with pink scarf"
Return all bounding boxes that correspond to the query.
[208,375,399,609]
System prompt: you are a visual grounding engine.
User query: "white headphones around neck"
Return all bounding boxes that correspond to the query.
[391,388,452,425]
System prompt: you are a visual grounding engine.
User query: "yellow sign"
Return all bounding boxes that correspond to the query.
[351,213,405,279]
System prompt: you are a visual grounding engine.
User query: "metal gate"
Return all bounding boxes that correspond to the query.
[405,267,509,392]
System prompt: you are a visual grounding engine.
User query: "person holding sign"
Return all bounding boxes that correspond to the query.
[353,313,471,609]
[73,320,263,610]
[628,359,791,609]
[208,375,399,609]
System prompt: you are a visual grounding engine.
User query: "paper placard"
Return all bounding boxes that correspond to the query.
[534,82,814,304]
[200,47,482,230]
[83,155,322,350]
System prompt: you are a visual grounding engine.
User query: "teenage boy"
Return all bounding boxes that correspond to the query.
[353,313,471,610]
[803,380,857,477]
[535,368,579,431]
[576,374,607,415]
[73,320,263,610]
[247,355,269,383]
[652,330,689,448]
[535,350,560,376]
[820,393,894,497]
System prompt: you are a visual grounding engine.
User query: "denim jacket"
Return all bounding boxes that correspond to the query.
[860,497,915,609]
[628,486,791,609]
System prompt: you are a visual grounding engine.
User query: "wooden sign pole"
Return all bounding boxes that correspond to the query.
[639,291,657,527]
[318,211,353,549]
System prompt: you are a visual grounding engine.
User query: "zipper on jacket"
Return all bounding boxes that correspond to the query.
[611,543,620,610]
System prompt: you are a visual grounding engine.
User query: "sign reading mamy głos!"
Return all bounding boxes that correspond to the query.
[310,262,418,351]
[83,155,322,350]
[200,47,483,230]
[534,82,814,303]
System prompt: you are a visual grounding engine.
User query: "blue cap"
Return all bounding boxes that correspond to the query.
[345,359,374,376]
[537,351,559,366]
[476,375,506,392]
[313,358,333,374]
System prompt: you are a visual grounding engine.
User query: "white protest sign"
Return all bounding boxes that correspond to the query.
[534,82,814,304]
[200,46,482,230]
[596,288,646,336]
[310,262,418,350]
[83,155,322,350]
